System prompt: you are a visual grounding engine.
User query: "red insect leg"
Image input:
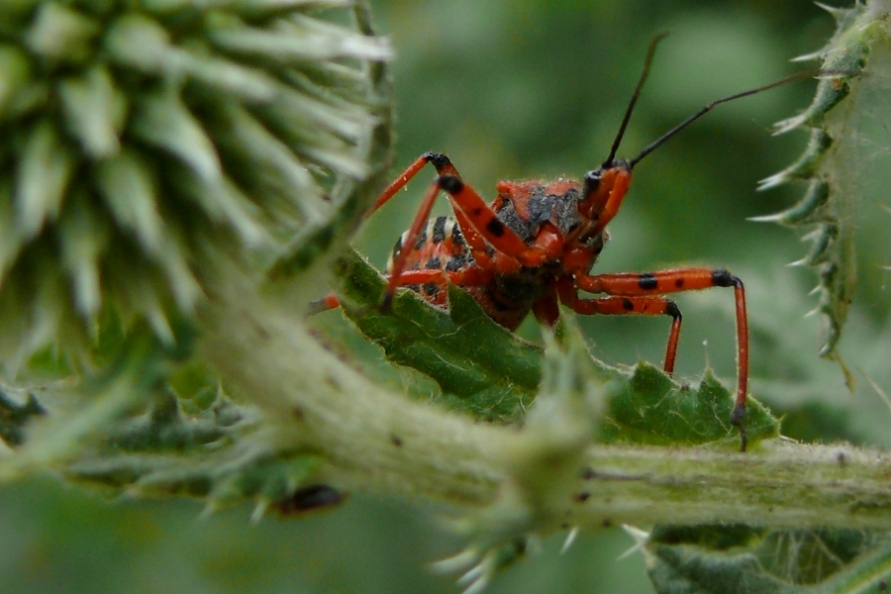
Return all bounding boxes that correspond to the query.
[383,180,443,309]
[370,153,461,214]
[322,150,567,313]
[381,265,494,311]
[381,178,524,308]
[574,267,750,450]
[449,205,515,272]
[389,267,492,288]
[555,277,682,374]
[311,153,457,315]
[308,293,342,315]
[437,177,565,267]
[367,154,531,310]
[449,205,559,276]
[309,265,492,314]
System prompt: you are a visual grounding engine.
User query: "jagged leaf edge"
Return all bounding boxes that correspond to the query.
[328,248,780,446]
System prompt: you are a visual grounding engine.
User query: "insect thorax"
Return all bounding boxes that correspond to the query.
[493,181,585,242]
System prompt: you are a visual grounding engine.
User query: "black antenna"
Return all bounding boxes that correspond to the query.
[603,32,669,168]
[628,70,819,169]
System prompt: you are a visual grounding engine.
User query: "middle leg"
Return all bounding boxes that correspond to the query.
[555,277,682,374]
[574,267,750,450]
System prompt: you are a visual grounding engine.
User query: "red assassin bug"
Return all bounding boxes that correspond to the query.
[317,35,805,451]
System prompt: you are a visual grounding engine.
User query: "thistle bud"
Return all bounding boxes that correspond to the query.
[0,0,390,361]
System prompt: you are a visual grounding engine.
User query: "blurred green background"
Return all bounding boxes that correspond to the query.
[4,1,891,593]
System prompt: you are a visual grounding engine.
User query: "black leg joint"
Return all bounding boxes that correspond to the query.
[730,402,745,426]
[380,291,395,314]
[423,152,452,172]
[711,269,742,288]
[665,299,682,320]
[438,175,464,194]
[730,403,747,453]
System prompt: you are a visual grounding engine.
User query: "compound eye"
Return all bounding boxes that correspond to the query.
[584,169,602,192]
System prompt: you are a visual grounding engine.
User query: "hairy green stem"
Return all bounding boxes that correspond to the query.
[574,441,891,530]
[199,267,509,507]
[198,268,891,532]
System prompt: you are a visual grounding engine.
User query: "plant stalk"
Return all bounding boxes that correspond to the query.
[198,269,891,531]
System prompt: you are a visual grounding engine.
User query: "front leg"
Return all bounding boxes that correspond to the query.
[370,152,461,214]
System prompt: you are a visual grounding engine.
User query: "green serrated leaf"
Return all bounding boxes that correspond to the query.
[334,248,541,422]
[760,2,890,359]
[600,363,779,447]
[646,524,891,594]
[331,249,779,446]
[647,533,792,594]
[62,387,327,517]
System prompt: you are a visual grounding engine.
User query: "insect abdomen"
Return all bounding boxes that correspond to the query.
[387,215,471,308]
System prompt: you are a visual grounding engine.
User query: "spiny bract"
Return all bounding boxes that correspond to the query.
[0,0,390,362]
[756,1,888,359]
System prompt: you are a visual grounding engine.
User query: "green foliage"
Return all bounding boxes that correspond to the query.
[0,0,391,527]
[66,390,326,516]
[3,1,891,594]
[0,0,389,360]
[430,320,606,594]
[757,2,888,360]
[599,363,778,447]
[646,525,891,594]
[0,384,46,446]
[335,248,541,421]
[333,248,779,448]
